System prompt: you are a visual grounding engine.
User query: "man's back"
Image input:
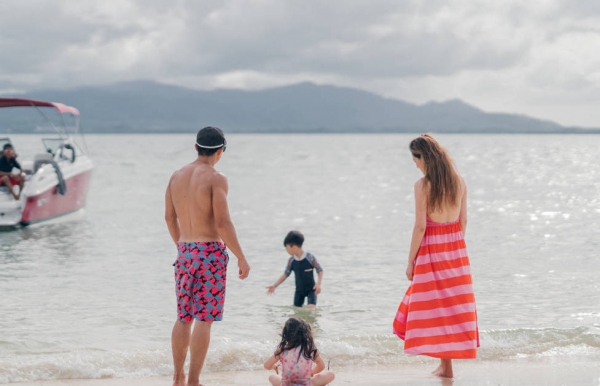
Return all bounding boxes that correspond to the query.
[168,161,223,242]
[166,126,249,386]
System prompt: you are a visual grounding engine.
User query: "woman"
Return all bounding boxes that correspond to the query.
[393,134,479,378]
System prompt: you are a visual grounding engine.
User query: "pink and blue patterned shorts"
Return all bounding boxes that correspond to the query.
[174,241,229,322]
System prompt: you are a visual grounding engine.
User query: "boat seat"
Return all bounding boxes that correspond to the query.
[33,153,54,173]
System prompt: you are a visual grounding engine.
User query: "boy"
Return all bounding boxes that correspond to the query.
[266,231,324,308]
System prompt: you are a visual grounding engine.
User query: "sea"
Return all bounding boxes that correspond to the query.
[0,134,599,383]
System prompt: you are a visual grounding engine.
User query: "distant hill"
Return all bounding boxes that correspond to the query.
[2,80,598,133]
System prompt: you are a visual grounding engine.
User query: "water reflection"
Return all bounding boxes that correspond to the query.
[291,306,322,333]
[0,213,91,267]
[265,305,322,334]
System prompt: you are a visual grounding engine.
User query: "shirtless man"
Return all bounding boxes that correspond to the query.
[165,126,250,386]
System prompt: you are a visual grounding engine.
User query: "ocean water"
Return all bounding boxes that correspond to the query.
[0,134,599,382]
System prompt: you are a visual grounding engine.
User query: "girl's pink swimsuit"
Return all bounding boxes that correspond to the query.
[280,346,313,386]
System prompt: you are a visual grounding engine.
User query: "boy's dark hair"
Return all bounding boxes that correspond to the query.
[274,317,318,361]
[3,143,13,150]
[196,126,226,156]
[283,230,304,247]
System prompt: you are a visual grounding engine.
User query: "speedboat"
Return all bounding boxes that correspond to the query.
[0,98,93,227]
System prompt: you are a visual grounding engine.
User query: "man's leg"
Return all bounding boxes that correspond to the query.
[17,175,24,193]
[172,320,193,386]
[1,176,18,200]
[187,320,212,386]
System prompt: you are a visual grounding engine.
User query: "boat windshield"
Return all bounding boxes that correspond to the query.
[0,137,12,151]
[42,138,67,156]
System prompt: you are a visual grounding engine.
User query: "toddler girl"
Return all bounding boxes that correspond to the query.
[264,317,335,386]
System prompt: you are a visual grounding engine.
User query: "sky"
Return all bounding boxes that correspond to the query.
[1,0,600,128]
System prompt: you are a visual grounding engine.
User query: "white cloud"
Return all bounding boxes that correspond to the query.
[1,0,600,126]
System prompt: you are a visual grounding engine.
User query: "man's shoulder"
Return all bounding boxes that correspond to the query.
[171,165,226,184]
[211,169,227,182]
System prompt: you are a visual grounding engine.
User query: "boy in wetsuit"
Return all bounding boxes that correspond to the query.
[266,231,324,309]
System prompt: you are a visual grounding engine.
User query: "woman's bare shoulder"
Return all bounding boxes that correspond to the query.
[414,177,428,192]
[459,175,467,192]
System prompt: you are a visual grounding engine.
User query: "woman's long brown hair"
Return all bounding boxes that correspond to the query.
[409,134,461,213]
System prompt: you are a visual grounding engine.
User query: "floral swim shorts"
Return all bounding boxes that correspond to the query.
[174,241,229,322]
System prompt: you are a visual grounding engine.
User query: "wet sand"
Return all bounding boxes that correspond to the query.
[14,360,600,385]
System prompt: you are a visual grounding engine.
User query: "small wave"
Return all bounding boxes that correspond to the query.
[0,349,172,383]
[1,327,599,383]
[480,326,600,360]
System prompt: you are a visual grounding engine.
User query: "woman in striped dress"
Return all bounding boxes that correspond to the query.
[393,134,479,378]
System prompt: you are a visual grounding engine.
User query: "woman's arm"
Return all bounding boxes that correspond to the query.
[406,179,428,280]
[312,354,326,376]
[459,178,467,236]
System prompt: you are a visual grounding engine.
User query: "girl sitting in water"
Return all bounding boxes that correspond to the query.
[264,317,335,386]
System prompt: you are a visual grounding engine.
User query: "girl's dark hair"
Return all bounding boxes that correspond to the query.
[274,317,318,361]
[409,134,461,213]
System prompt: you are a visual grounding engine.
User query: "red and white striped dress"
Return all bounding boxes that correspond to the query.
[393,217,479,359]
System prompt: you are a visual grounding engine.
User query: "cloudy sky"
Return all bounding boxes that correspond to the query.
[1,0,599,127]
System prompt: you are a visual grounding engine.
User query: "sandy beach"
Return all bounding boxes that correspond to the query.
[14,360,600,386]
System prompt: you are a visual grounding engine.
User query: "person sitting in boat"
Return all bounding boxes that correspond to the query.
[0,143,25,200]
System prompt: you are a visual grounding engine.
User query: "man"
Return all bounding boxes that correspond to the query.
[165,126,250,386]
[0,143,25,200]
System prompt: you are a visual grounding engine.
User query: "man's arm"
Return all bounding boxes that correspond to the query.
[12,158,22,173]
[212,173,250,279]
[266,274,289,294]
[164,176,180,245]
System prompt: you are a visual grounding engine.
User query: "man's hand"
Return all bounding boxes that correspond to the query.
[313,283,321,295]
[238,257,250,280]
[266,285,276,295]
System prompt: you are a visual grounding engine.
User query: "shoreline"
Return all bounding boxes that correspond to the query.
[13,359,600,385]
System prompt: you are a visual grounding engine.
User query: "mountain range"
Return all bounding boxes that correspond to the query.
[2,80,598,133]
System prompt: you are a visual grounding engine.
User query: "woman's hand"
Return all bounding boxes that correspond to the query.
[405,261,415,280]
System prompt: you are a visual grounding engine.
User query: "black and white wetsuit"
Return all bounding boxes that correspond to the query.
[284,252,323,307]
